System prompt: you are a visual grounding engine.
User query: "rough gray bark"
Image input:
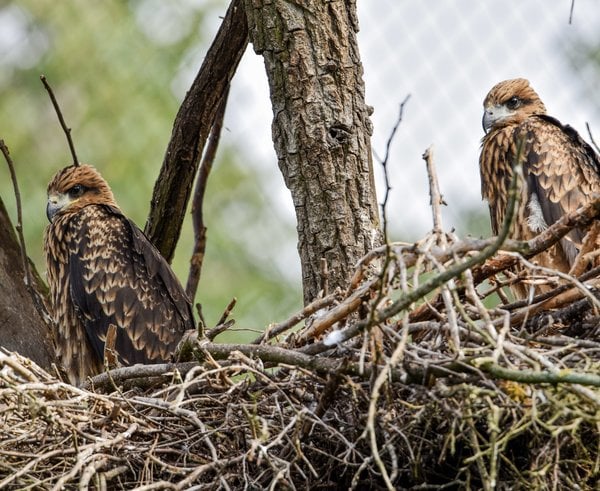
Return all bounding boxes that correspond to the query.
[0,197,55,369]
[244,0,382,304]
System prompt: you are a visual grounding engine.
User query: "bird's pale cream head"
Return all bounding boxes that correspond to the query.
[46,164,118,222]
[482,78,547,134]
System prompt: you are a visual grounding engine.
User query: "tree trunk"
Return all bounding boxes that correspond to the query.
[244,0,382,304]
[0,197,55,369]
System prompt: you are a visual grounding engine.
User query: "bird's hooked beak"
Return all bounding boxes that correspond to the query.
[482,110,493,134]
[46,193,71,222]
[482,104,514,134]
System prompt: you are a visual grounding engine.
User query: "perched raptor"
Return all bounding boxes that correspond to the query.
[479,78,600,296]
[44,164,194,384]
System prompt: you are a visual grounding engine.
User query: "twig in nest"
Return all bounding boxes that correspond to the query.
[296,277,379,344]
[477,359,600,387]
[204,297,237,341]
[206,319,235,342]
[87,340,422,393]
[40,75,79,166]
[303,156,523,356]
[570,221,600,277]
[217,297,237,326]
[0,140,31,288]
[186,85,229,300]
[422,145,447,241]
[252,292,337,344]
[365,318,410,491]
[82,361,199,391]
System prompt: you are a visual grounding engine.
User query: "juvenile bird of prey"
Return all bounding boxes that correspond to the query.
[479,78,600,296]
[44,164,194,384]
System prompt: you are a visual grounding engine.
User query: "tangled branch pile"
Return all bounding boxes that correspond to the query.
[2,193,600,490]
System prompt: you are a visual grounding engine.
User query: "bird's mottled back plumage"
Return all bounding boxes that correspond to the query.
[479,78,600,297]
[44,164,194,384]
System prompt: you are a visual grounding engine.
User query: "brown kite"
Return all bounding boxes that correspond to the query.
[479,78,600,296]
[44,164,194,384]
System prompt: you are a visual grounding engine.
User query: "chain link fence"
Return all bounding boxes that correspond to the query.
[224,0,600,271]
[1,0,599,330]
[357,0,600,241]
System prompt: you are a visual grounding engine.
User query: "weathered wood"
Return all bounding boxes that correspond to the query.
[244,0,382,303]
[0,197,55,369]
[144,0,248,262]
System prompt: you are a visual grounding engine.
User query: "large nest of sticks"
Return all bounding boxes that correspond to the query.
[3,188,600,490]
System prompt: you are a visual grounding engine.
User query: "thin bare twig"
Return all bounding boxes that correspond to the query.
[479,360,600,387]
[361,96,410,356]
[205,320,235,342]
[203,297,237,341]
[40,75,79,166]
[0,140,31,288]
[186,85,229,300]
[374,95,410,243]
[216,297,237,327]
[569,0,575,24]
[422,145,446,239]
[586,122,600,155]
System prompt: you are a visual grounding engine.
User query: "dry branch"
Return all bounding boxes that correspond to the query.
[186,87,229,300]
[144,0,247,262]
[3,139,600,488]
[252,292,338,344]
[0,140,30,288]
[40,75,80,166]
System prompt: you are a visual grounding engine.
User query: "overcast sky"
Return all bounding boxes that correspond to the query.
[219,0,600,262]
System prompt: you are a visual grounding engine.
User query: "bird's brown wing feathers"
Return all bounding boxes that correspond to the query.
[68,205,193,366]
[480,125,525,236]
[520,115,600,263]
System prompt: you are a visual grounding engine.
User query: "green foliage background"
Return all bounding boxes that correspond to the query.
[0,0,302,342]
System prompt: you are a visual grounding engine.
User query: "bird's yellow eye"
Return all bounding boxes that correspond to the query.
[69,184,86,198]
[506,97,520,110]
